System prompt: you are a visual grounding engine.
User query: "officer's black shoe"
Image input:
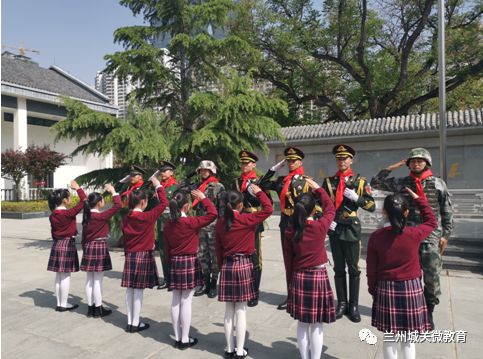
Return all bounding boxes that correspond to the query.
[157,280,168,290]
[334,276,348,319]
[194,274,210,297]
[427,303,435,330]
[348,276,361,323]
[207,275,218,298]
[247,298,259,307]
[336,301,348,319]
[277,298,287,310]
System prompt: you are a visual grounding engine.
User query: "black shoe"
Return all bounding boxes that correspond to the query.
[334,276,348,319]
[347,276,361,323]
[56,304,79,312]
[277,299,287,310]
[130,322,150,333]
[427,303,435,330]
[157,280,168,290]
[207,274,218,298]
[86,305,95,317]
[179,337,198,350]
[224,350,235,358]
[93,305,112,318]
[247,298,259,307]
[194,274,210,297]
[173,340,181,349]
[125,324,132,333]
[233,348,249,358]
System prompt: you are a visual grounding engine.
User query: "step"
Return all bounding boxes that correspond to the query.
[442,255,483,273]
[443,245,483,259]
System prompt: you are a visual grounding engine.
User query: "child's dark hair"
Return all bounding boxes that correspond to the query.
[48,189,70,211]
[223,190,244,231]
[128,188,147,210]
[383,194,409,235]
[169,192,189,221]
[82,192,103,225]
[293,193,316,242]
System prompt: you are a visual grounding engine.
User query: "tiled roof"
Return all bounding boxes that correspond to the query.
[276,108,483,142]
[1,54,109,104]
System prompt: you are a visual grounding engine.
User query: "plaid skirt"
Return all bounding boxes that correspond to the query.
[80,238,112,272]
[287,266,336,324]
[218,255,256,303]
[168,254,204,291]
[121,251,159,289]
[47,237,79,273]
[372,278,431,333]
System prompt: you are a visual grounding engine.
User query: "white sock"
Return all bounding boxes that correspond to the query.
[309,323,324,359]
[180,289,194,343]
[235,302,247,356]
[297,321,310,359]
[132,288,144,327]
[224,302,236,353]
[54,273,61,306]
[400,342,415,359]
[383,341,398,359]
[93,272,103,307]
[85,272,94,306]
[59,273,72,308]
[171,290,182,341]
[125,288,134,325]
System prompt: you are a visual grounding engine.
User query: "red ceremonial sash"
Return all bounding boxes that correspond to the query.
[192,176,219,207]
[410,169,433,200]
[240,170,257,192]
[280,167,305,212]
[162,177,177,187]
[121,180,144,206]
[334,169,354,209]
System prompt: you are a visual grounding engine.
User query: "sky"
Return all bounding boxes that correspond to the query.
[2,0,145,86]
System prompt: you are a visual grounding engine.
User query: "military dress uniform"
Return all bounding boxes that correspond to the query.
[370,147,454,329]
[259,147,320,310]
[236,150,265,307]
[322,145,375,322]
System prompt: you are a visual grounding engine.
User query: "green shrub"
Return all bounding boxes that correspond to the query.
[1,194,83,213]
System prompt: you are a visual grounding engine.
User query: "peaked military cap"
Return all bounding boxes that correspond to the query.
[284,146,304,160]
[159,160,176,171]
[332,144,356,159]
[129,165,145,176]
[239,150,258,163]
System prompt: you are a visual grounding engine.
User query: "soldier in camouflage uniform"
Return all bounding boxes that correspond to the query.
[370,147,453,329]
[155,161,178,290]
[193,160,225,298]
[322,144,376,323]
[259,147,319,310]
[236,150,265,307]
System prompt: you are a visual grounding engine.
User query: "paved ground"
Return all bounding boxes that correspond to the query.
[1,216,482,358]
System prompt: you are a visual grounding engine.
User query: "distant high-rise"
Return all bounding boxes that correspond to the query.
[95,71,139,118]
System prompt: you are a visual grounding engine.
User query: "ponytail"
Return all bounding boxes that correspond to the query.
[169,192,188,221]
[383,194,409,235]
[128,188,147,210]
[222,190,244,231]
[48,188,70,211]
[82,192,103,225]
[293,193,315,242]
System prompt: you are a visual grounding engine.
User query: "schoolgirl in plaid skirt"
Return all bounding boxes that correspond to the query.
[121,177,168,333]
[366,188,437,359]
[80,183,122,318]
[283,180,336,359]
[215,185,273,359]
[47,180,87,312]
[164,189,217,349]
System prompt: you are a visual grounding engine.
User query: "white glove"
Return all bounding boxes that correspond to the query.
[343,188,359,202]
[329,221,337,232]
[270,159,286,172]
[247,184,255,197]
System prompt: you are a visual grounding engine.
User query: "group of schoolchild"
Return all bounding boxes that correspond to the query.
[46,144,452,359]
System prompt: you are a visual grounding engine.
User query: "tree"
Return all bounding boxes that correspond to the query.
[24,145,68,190]
[1,149,28,201]
[232,0,483,122]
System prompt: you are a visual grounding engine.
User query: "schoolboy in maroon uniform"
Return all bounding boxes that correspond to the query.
[164,189,218,350]
[47,180,87,312]
[121,176,168,333]
[284,178,337,359]
[215,184,273,359]
[81,183,122,318]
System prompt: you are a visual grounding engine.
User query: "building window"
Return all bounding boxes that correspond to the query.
[3,112,14,122]
[2,112,57,127]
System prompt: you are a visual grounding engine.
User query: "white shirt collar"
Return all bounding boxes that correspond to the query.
[383,222,392,228]
[181,212,187,218]
[55,206,67,210]
[307,216,314,221]
[90,209,100,213]
[133,208,143,212]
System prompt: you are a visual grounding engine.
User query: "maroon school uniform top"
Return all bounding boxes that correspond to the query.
[50,188,87,238]
[215,191,273,265]
[164,198,217,261]
[122,186,168,253]
[284,188,336,279]
[366,197,438,296]
[82,194,122,243]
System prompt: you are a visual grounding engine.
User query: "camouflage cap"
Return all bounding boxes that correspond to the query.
[197,160,217,174]
[406,148,432,167]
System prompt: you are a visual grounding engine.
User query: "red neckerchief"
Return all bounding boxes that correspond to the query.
[335,169,354,209]
[162,177,177,187]
[192,176,219,207]
[121,180,144,205]
[280,166,305,212]
[240,170,257,192]
[410,169,433,200]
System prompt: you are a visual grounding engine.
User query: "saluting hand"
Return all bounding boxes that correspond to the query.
[248,184,262,196]
[105,183,115,194]
[404,186,419,200]
[270,159,286,172]
[191,189,206,201]
[387,159,407,171]
[150,176,161,188]
[70,180,80,190]
[305,178,321,191]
